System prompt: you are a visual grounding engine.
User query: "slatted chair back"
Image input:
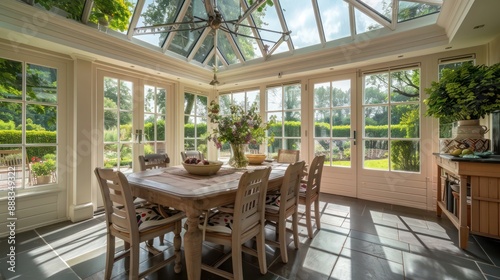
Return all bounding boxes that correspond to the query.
[277,149,300,163]
[181,150,204,162]
[138,153,169,171]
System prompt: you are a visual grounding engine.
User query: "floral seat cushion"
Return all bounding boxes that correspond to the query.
[136,204,183,232]
[199,211,234,235]
[265,193,281,213]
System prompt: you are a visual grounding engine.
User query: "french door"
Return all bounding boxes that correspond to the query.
[309,74,357,197]
[94,70,173,209]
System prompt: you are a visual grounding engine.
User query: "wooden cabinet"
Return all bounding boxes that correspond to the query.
[435,154,500,249]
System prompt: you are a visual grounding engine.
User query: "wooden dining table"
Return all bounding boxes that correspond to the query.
[127,163,288,280]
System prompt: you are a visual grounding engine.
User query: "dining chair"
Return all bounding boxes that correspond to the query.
[265,160,306,263]
[138,153,169,171]
[94,168,184,280]
[299,154,325,238]
[181,150,204,162]
[277,149,300,163]
[138,153,182,246]
[199,167,272,280]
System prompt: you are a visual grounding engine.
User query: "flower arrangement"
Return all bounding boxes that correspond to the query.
[206,100,276,148]
[31,156,56,177]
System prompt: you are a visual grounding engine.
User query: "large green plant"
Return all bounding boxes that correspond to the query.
[424,63,500,121]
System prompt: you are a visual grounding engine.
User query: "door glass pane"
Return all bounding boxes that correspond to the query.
[363,140,388,170]
[364,73,388,105]
[391,140,420,172]
[332,109,350,137]
[120,112,133,141]
[0,102,22,144]
[315,109,331,137]
[104,78,118,108]
[332,80,351,106]
[266,87,282,111]
[144,85,155,112]
[364,106,388,137]
[391,104,419,138]
[284,111,301,137]
[0,58,22,100]
[284,85,301,110]
[314,82,331,108]
[390,69,420,102]
[157,115,165,141]
[332,140,351,167]
[119,81,133,110]
[26,64,57,103]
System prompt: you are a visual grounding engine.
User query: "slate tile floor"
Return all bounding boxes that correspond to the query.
[2,193,500,279]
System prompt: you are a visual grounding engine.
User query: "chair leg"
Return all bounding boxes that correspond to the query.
[124,242,130,273]
[158,234,165,245]
[231,244,244,280]
[104,234,115,280]
[173,221,182,273]
[292,210,299,249]
[129,242,140,280]
[306,202,313,239]
[256,227,267,274]
[314,198,321,231]
[279,220,288,263]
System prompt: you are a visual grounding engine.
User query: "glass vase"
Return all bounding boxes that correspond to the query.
[228,143,249,168]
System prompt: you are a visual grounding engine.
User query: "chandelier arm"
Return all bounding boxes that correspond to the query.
[234,22,290,35]
[219,26,278,44]
[134,24,209,35]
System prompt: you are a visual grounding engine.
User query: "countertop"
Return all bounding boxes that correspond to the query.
[434,153,500,163]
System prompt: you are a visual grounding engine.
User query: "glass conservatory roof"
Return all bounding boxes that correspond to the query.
[28,0,442,71]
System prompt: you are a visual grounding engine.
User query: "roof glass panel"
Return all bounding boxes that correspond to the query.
[90,0,135,33]
[355,7,384,34]
[217,0,241,20]
[233,18,262,61]
[34,0,85,21]
[280,1,321,49]
[257,4,289,54]
[167,0,206,57]
[134,0,183,47]
[317,0,351,42]
[218,31,240,65]
[194,31,214,63]
[398,1,441,22]
[357,0,392,22]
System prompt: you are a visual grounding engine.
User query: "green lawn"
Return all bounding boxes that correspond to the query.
[331,158,389,169]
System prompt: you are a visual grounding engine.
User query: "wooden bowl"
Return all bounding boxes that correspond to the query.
[181,161,223,176]
[246,154,266,165]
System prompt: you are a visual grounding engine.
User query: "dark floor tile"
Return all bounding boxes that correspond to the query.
[348,229,410,252]
[343,237,403,264]
[268,245,338,280]
[403,251,484,280]
[478,262,500,278]
[475,235,500,267]
[309,228,348,255]
[330,248,404,280]
[0,229,45,254]
[0,243,80,280]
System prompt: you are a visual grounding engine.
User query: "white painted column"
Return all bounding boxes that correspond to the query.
[68,55,95,222]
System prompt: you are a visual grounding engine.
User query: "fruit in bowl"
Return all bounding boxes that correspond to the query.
[182,160,223,175]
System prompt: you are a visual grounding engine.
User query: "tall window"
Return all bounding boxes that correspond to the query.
[218,89,260,158]
[0,58,58,190]
[103,77,133,172]
[266,83,301,158]
[184,92,207,157]
[144,85,167,154]
[437,57,475,138]
[313,80,352,167]
[362,67,420,172]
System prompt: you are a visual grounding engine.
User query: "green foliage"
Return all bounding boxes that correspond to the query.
[424,63,500,121]
[17,118,46,131]
[391,141,420,172]
[90,0,133,32]
[34,0,85,20]
[0,120,15,130]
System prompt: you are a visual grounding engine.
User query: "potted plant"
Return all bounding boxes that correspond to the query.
[424,62,500,139]
[31,156,56,184]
